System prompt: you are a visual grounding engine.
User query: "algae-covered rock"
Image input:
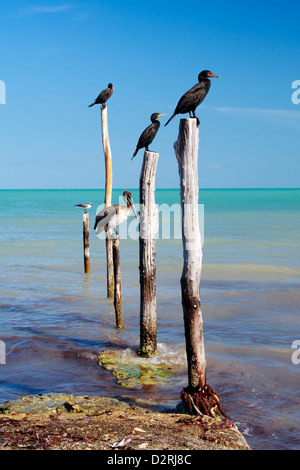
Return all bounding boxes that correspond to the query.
[98,349,179,388]
[0,393,250,450]
[0,393,74,415]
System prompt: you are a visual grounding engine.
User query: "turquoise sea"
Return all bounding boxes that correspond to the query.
[0,189,299,450]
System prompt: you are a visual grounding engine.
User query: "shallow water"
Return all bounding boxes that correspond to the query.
[0,189,299,450]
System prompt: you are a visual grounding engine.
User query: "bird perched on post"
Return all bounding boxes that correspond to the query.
[94,191,138,239]
[131,113,166,160]
[164,71,220,126]
[76,203,92,210]
[88,83,114,107]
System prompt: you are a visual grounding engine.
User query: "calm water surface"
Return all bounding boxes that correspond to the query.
[0,189,299,450]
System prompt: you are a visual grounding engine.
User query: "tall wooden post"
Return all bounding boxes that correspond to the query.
[101,105,114,298]
[83,211,90,274]
[174,119,206,389]
[138,150,159,357]
[112,234,123,329]
[174,119,228,419]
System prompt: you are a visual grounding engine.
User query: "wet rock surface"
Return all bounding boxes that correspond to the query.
[0,393,250,450]
[98,349,177,387]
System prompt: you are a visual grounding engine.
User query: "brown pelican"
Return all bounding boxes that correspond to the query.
[94,191,138,238]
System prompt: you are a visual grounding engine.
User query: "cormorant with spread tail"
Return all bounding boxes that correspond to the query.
[88,83,114,107]
[132,113,166,160]
[165,71,220,126]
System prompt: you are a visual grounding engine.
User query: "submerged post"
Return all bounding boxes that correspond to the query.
[83,211,90,274]
[138,150,159,357]
[174,119,229,419]
[101,105,114,298]
[112,234,123,329]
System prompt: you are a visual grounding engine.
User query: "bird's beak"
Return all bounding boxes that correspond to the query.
[132,203,138,219]
[157,114,167,118]
[127,195,138,219]
[211,74,220,78]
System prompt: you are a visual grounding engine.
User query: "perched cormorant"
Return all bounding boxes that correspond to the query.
[164,71,220,126]
[88,83,114,107]
[132,113,166,160]
[94,191,138,239]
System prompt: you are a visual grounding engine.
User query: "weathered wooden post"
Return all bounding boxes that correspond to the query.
[174,119,228,419]
[138,150,159,357]
[83,211,90,274]
[101,104,114,298]
[112,234,123,329]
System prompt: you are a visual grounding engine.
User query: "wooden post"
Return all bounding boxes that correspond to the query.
[174,119,229,419]
[112,234,123,329]
[138,150,159,357]
[174,119,206,389]
[83,211,90,274]
[101,105,114,298]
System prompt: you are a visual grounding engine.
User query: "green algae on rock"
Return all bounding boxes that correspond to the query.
[98,349,179,388]
[0,393,250,450]
[0,393,74,415]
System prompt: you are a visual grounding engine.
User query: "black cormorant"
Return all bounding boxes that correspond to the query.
[88,83,114,107]
[132,113,166,160]
[164,71,220,126]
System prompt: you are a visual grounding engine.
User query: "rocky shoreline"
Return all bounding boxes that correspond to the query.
[0,393,250,450]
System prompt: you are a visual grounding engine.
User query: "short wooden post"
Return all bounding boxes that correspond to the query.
[138,150,159,357]
[83,211,90,274]
[174,119,206,389]
[101,104,114,298]
[112,234,123,329]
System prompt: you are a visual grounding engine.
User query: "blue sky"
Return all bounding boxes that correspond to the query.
[0,0,299,189]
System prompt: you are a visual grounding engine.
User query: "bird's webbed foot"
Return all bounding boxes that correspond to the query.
[190,111,199,126]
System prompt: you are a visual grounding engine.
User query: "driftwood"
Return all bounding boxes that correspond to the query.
[83,212,90,274]
[138,151,159,357]
[101,105,114,298]
[112,234,123,329]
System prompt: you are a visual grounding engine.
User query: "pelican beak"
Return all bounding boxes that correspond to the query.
[157,113,167,118]
[127,194,138,219]
[132,203,138,219]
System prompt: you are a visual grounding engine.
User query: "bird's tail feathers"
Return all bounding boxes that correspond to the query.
[88,103,95,107]
[164,114,175,127]
[131,149,138,160]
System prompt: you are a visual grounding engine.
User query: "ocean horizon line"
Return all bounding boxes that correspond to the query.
[0,187,299,191]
